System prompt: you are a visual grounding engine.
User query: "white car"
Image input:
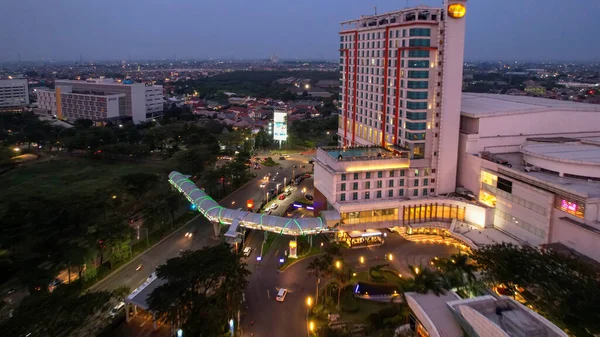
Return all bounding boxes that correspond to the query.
[260,182,266,188]
[276,288,288,302]
[243,247,252,257]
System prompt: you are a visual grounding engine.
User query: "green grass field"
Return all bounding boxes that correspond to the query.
[0,158,163,209]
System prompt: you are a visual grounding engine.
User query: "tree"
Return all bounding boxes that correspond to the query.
[73,119,94,129]
[333,263,353,309]
[1,284,111,337]
[403,265,449,296]
[119,172,160,201]
[307,257,329,307]
[148,243,250,336]
[167,145,216,177]
[471,243,600,336]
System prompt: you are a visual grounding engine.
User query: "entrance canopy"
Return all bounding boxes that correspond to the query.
[169,171,336,236]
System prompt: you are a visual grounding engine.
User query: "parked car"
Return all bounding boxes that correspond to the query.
[271,203,279,210]
[243,247,252,257]
[305,194,313,201]
[304,173,311,178]
[278,194,286,200]
[279,156,286,160]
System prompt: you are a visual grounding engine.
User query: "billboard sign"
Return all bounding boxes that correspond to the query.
[273,111,288,141]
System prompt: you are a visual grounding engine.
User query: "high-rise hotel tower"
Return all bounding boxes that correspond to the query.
[336,0,467,194]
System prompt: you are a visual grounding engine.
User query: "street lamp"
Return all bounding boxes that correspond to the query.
[360,256,364,264]
[309,321,315,332]
[335,261,341,269]
[388,253,393,261]
[306,296,312,307]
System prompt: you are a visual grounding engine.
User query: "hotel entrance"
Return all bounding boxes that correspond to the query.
[339,229,383,248]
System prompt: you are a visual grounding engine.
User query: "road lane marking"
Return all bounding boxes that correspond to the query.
[267,289,270,298]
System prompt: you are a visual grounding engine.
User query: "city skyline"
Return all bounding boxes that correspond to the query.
[1,0,599,62]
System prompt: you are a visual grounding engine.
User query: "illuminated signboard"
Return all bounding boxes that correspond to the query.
[448,3,466,18]
[561,200,577,212]
[273,111,288,141]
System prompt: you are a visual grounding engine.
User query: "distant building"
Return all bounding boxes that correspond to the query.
[523,80,545,96]
[37,79,163,123]
[0,78,29,111]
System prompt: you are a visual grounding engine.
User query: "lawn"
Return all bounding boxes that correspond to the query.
[0,158,163,210]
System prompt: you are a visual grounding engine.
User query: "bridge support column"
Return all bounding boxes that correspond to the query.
[309,235,313,248]
[260,231,269,257]
[241,228,246,247]
[212,221,220,238]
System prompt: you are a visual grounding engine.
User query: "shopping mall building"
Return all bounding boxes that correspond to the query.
[314,0,600,262]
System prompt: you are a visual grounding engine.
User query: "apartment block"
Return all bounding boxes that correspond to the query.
[37,79,163,123]
[0,78,29,110]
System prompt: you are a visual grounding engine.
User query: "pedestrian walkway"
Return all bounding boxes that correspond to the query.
[169,171,336,236]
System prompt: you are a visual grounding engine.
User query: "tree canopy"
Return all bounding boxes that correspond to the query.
[471,243,600,336]
[148,243,250,336]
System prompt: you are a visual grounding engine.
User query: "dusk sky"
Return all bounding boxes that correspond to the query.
[1,0,598,62]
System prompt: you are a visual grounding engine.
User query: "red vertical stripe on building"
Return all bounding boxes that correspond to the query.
[394,48,402,146]
[352,31,358,146]
[381,27,391,147]
[344,49,350,146]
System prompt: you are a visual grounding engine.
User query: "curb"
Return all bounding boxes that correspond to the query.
[86,213,202,292]
[278,252,326,272]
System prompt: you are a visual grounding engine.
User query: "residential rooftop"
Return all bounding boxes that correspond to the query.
[461,93,600,118]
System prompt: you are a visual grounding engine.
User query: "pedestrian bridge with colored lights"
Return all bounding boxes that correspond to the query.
[169,171,339,236]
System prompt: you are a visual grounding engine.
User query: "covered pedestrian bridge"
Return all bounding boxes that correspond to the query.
[168,171,339,237]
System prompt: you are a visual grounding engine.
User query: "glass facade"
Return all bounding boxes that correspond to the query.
[406,101,428,109]
[409,28,431,36]
[402,203,466,224]
[408,50,430,57]
[409,39,431,47]
[406,112,427,120]
[407,81,429,89]
[341,208,398,225]
[407,91,428,99]
[408,70,429,79]
[408,60,430,68]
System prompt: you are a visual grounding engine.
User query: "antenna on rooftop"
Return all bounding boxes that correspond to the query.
[374,6,377,15]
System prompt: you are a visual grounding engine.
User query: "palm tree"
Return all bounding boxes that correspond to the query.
[307,257,324,306]
[333,266,354,309]
[405,265,449,296]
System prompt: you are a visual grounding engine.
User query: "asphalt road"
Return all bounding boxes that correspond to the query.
[240,232,320,337]
[219,151,314,211]
[89,215,219,293]
[90,152,311,294]
[239,232,459,337]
